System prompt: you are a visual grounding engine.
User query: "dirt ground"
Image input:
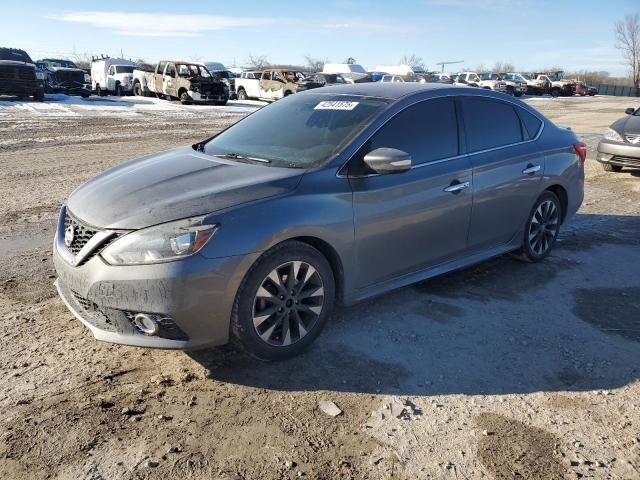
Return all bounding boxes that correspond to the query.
[0,94,639,480]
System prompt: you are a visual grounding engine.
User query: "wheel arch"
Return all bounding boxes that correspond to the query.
[545,184,568,223]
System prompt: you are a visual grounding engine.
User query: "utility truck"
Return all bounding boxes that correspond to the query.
[91,57,138,96]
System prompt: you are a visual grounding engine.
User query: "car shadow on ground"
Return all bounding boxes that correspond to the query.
[188,213,640,397]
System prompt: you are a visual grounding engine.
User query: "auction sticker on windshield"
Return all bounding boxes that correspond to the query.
[314,101,359,111]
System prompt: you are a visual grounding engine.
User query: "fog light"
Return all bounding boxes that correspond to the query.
[133,313,159,335]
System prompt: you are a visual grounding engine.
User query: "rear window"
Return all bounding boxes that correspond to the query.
[461,98,523,152]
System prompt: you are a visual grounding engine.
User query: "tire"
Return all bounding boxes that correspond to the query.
[284,91,292,97]
[516,191,562,262]
[133,82,143,96]
[550,88,560,98]
[34,89,44,102]
[179,90,192,105]
[237,88,248,101]
[506,86,515,96]
[214,99,228,106]
[601,163,622,172]
[114,83,122,96]
[231,241,336,361]
[515,91,524,97]
[95,84,103,97]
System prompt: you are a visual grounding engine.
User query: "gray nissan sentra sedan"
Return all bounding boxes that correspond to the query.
[53,83,585,361]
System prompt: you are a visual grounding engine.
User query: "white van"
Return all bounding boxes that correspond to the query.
[91,57,138,96]
[322,63,367,74]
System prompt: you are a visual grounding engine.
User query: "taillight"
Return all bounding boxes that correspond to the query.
[573,143,587,163]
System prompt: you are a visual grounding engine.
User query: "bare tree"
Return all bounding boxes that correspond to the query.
[474,63,488,73]
[615,13,640,87]
[399,54,425,69]
[492,61,515,73]
[247,54,270,70]
[70,51,93,69]
[304,55,328,72]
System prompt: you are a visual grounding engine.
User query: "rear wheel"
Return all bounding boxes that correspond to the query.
[550,88,560,98]
[601,163,623,172]
[237,88,248,100]
[95,84,104,96]
[133,81,143,96]
[231,241,335,361]
[516,191,562,262]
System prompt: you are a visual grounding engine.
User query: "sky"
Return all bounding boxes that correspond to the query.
[1,0,638,76]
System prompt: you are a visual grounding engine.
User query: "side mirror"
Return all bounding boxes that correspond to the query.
[363,148,412,174]
[625,107,635,115]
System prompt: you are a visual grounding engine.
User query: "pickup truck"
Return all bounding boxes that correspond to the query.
[132,61,228,105]
[0,47,45,101]
[529,72,575,97]
[234,68,300,101]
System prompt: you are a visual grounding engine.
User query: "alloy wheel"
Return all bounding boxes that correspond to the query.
[252,261,324,347]
[528,200,559,255]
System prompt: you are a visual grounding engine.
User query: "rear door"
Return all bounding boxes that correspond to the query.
[349,97,473,288]
[460,96,545,251]
[154,62,166,93]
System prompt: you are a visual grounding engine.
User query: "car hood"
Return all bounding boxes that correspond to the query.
[67,146,303,229]
[613,114,640,135]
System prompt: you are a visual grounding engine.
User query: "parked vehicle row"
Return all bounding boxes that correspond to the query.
[0,49,601,104]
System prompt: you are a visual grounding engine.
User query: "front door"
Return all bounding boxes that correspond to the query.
[154,61,166,94]
[459,96,544,251]
[349,97,473,289]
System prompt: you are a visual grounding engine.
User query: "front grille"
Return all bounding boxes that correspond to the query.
[124,312,189,341]
[54,70,85,83]
[612,156,640,166]
[72,290,97,311]
[64,211,98,255]
[625,134,640,145]
[0,66,35,81]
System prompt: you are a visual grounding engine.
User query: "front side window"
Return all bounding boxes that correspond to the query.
[461,97,523,152]
[364,97,459,166]
[204,94,391,168]
[156,62,166,74]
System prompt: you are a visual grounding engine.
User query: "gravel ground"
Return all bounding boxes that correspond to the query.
[0,94,639,480]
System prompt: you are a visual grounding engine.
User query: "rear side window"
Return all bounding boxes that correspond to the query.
[368,97,459,166]
[461,98,523,152]
[517,107,543,139]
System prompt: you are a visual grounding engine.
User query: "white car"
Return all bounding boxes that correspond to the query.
[477,73,508,93]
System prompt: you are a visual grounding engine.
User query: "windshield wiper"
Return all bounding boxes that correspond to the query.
[214,152,272,164]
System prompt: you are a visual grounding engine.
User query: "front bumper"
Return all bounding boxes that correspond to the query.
[597,139,640,168]
[189,90,228,103]
[52,210,258,349]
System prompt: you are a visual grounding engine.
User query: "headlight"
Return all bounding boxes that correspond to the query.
[603,128,624,142]
[101,216,217,266]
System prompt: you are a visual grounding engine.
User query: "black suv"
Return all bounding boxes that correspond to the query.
[0,48,45,101]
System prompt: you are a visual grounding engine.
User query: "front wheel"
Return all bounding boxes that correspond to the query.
[231,241,335,361]
[237,88,248,100]
[114,83,122,96]
[133,82,143,96]
[179,90,192,105]
[516,192,562,262]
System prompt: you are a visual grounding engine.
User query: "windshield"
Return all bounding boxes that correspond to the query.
[348,64,366,73]
[177,64,211,77]
[0,48,32,63]
[44,59,77,69]
[204,94,391,168]
[115,66,134,74]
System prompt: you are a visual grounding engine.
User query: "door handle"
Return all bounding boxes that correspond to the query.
[444,181,470,193]
[522,164,541,175]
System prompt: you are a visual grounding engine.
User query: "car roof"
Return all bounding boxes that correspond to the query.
[311,82,462,100]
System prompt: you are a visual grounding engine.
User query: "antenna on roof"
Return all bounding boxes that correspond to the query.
[436,60,464,73]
